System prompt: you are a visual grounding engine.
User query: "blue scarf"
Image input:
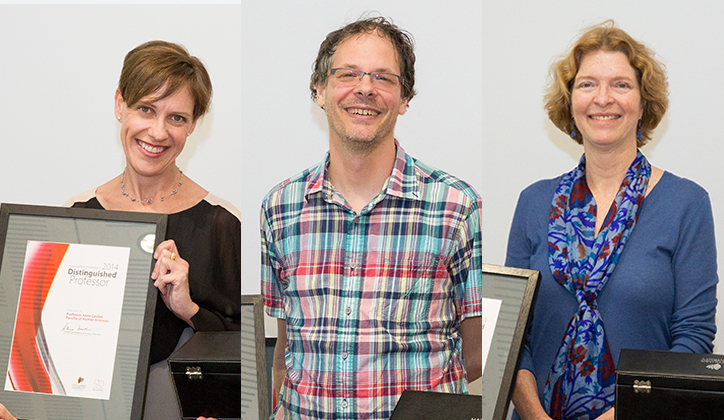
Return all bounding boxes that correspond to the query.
[543,151,650,419]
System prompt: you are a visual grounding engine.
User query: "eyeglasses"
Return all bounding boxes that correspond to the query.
[329,68,404,89]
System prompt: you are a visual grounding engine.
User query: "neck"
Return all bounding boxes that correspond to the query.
[583,145,637,196]
[121,165,182,205]
[327,137,396,213]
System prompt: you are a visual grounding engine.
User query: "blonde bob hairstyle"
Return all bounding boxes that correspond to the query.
[544,21,668,147]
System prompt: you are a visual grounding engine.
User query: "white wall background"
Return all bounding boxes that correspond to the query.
[482,1,724,351]
[2,0,723,354]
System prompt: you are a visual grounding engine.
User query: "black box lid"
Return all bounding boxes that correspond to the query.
[617,349,724,392]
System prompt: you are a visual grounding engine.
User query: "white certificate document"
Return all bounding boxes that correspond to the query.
[480,297,503,377]
[4,241,130,400]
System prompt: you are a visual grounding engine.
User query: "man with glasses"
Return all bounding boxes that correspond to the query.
[261,17,482,420]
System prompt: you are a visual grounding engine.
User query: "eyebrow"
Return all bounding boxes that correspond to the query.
[336,64,398,73]
[135,102,193,118]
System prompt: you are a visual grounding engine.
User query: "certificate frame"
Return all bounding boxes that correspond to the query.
[240,295,269,420]
[0,203,167,420]
[479,263,540,420]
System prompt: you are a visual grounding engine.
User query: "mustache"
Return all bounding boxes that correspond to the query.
[342,97,384,109]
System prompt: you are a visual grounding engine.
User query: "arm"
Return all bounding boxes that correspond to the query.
[153,204,242,332]
[511,370,552,420]
[459,316,482,382]
[506,189,552,418]
[669,191,718,353]
[187,207,242,331]
[274,319,288,403]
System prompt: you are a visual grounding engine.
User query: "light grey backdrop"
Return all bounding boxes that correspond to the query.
[2,0,721,364]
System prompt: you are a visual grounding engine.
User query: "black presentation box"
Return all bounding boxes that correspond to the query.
[389,390,482,420]
[168,331,241,420]
[615,349,724,419]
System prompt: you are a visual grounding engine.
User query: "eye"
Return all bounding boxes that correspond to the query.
[337,69,358,78]
[171,115,186,123]
[578,81,593,88]
[374,73,392,83]
[139,106,152,113]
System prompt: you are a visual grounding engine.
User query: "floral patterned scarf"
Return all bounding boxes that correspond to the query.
[543,151,650,419]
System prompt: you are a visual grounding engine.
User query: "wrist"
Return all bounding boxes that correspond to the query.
[180,302,200,325]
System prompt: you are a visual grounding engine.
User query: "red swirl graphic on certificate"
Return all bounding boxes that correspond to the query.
[4,241,130,400]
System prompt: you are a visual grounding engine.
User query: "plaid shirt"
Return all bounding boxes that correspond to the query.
[261,143,482,420]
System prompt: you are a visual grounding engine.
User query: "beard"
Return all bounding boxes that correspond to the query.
[326,98,396,156]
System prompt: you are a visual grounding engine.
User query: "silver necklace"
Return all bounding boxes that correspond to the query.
[121,167,184,204]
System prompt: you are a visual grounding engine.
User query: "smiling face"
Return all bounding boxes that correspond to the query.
[571,50,643,151]
[115,85,196,178]
[316,31,408,152]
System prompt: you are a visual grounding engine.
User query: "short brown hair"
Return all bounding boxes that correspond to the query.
[118,40,212,121]
[310,16,416,103]
[544,21,668,147]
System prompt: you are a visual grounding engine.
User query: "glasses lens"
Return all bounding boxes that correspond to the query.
[371,73,400,88]
[330,69,401,89]
[332,68,362,83]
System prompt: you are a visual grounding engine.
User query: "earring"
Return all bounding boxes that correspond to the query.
[571,122,577,139]
[116,116,121,121]
[636,119,642,141]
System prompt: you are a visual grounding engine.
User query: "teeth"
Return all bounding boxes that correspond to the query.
[349,108,378,116]
[138,141,165,153]
[590,115,619,120]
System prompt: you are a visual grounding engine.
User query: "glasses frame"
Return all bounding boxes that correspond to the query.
[328,68,405,88]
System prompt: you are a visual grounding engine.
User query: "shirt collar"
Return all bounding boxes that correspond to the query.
[305,140,421,202]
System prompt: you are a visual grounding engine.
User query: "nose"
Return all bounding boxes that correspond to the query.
[355,73,376,97]
[593,84,614,106]
[147,117,168,141]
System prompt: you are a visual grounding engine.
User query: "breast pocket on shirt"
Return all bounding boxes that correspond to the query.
[278,251,335,323]
[375,256,450,330]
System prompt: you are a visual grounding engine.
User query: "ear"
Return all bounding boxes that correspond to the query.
[398,97,409,116]
[639,98,646,120]
[316,83,326,109]
[114,89,125,120]
[188,119,198,135]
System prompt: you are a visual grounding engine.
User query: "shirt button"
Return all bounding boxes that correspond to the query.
[342,399,349,408]
[353,217,360,224]
[350,263,356,270]
[345,306,352,315]
[342,352,349,359]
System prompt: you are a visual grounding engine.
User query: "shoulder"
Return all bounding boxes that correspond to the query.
[642,171,713,222]
[261,161,324,210]
[203,193,241,223]
[515,176,563,208]
[63,189,98,208]
[653,171,710,202]
[412,157,481,206]
[174,194,242,229]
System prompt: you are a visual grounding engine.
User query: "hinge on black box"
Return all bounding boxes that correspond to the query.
[185,366,203,380]
[633,379,651,394]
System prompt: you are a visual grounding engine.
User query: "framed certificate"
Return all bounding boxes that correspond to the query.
[479,264,540,420]
[0,203,167,420]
